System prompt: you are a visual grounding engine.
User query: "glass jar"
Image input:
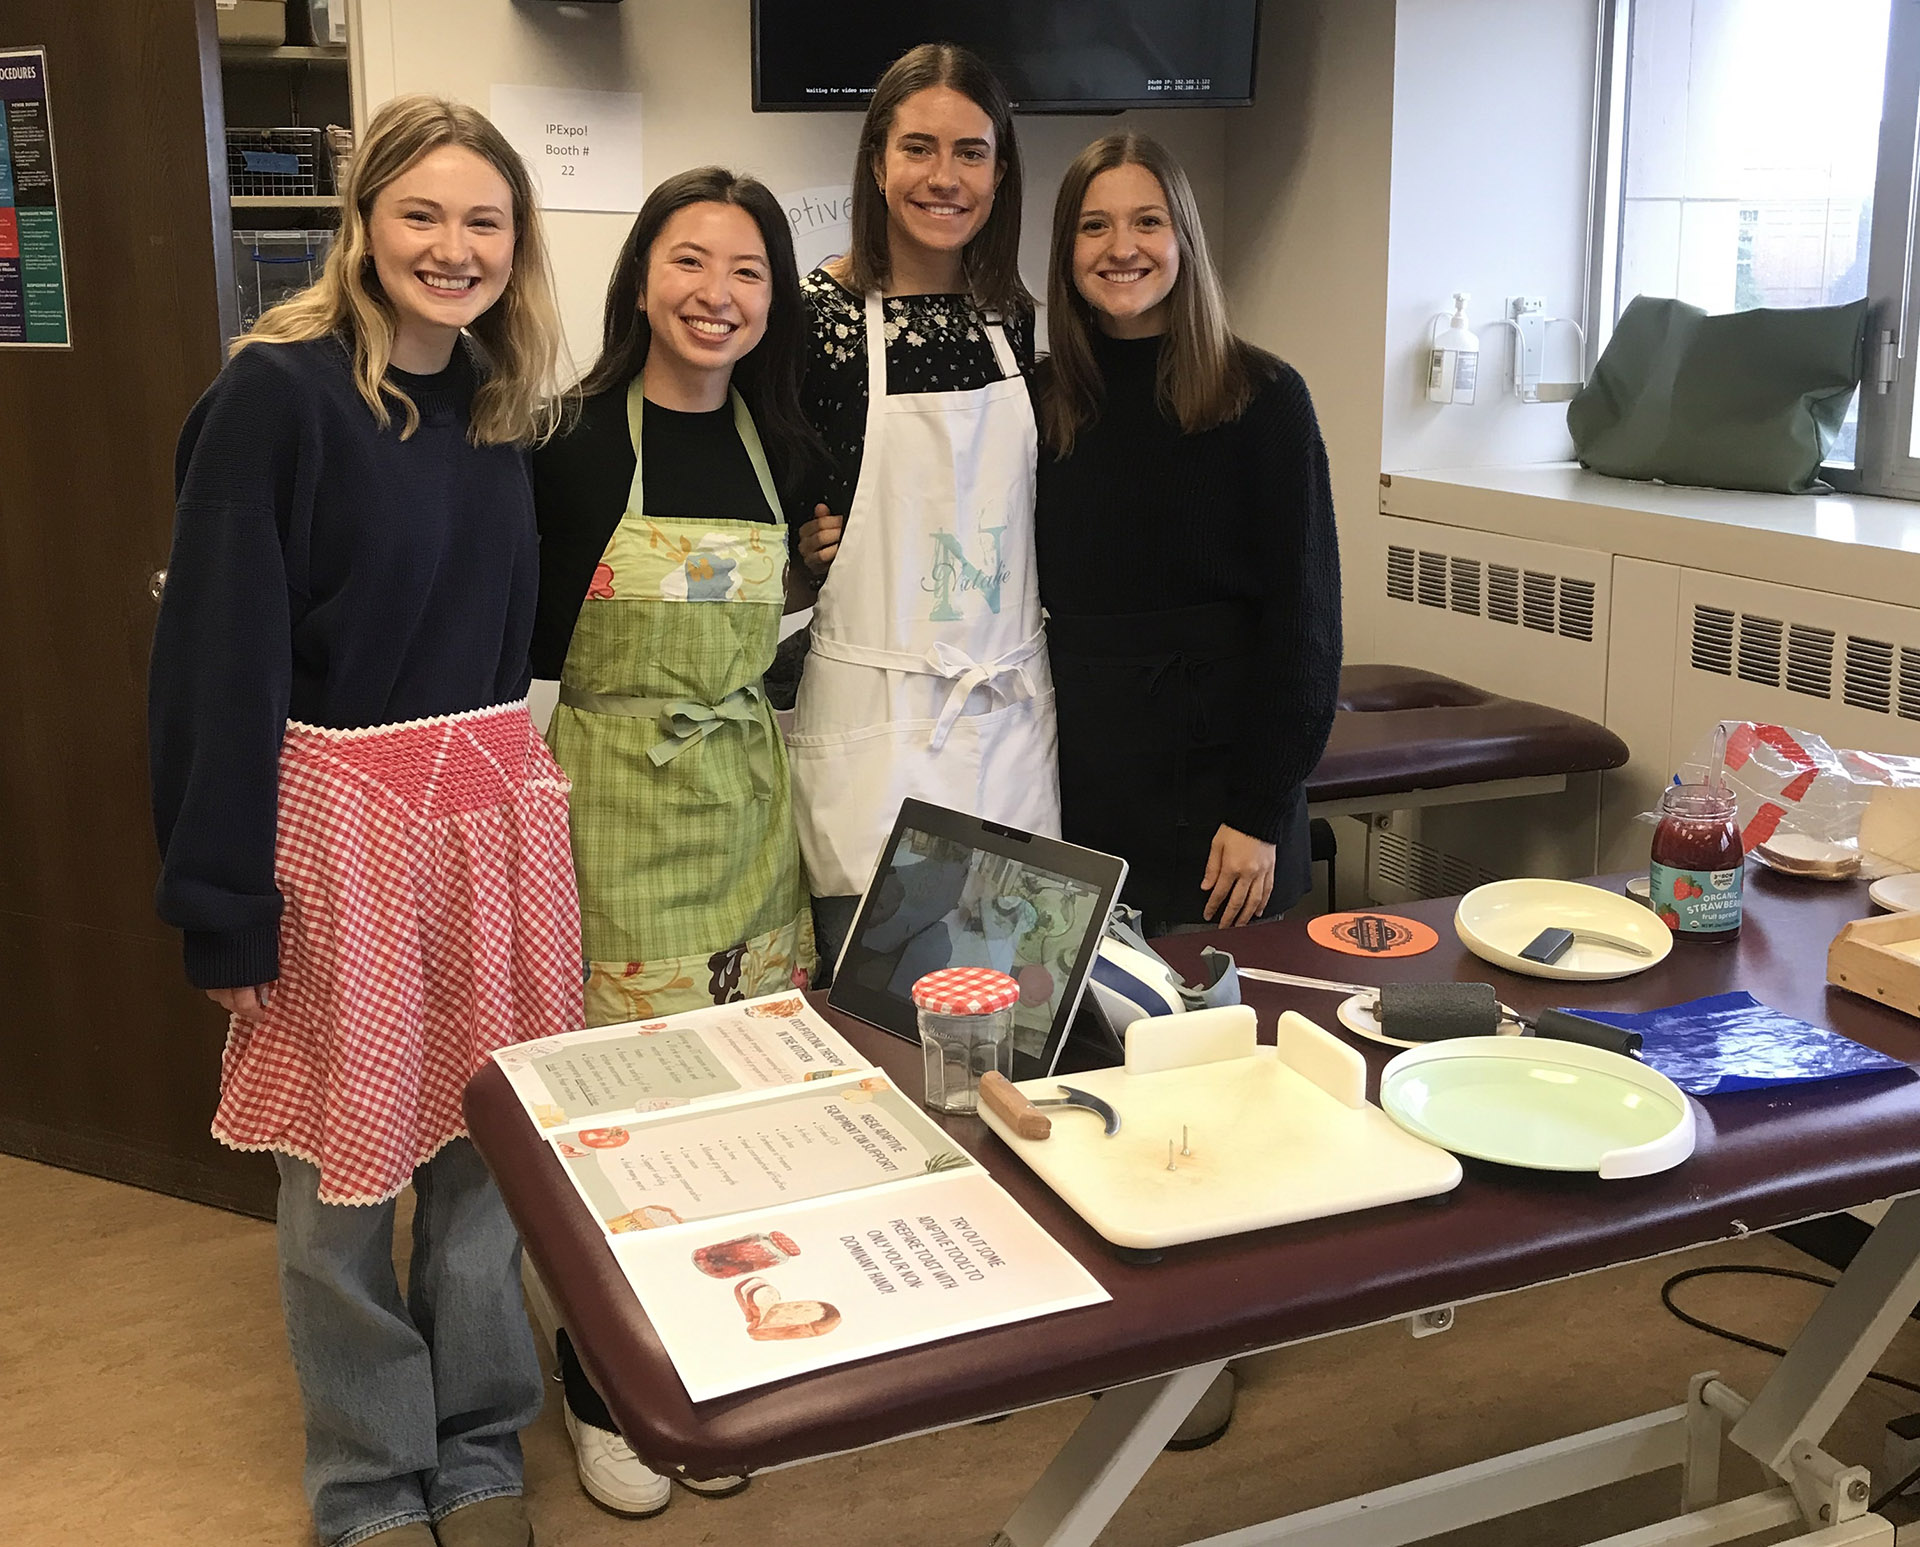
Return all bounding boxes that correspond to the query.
[911,967,1018,1115]
[691,1231,802,1279]
[1650,782,1744,941]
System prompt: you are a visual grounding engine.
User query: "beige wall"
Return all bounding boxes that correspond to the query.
[1221,0,1398,661]
[352,0,1229,373]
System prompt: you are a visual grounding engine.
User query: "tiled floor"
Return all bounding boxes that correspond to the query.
[6,1150,1916,1546]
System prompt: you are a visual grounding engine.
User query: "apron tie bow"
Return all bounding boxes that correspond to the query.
[923,638,1041,751]
[647,683,772,797]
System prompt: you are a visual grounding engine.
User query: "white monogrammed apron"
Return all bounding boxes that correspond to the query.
[788,291,1061,897]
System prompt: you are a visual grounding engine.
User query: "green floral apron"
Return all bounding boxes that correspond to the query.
[550,378,813,1025]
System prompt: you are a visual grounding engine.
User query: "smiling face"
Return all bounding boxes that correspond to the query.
[876,85,1003,275]
[1072,162,1181,338]
[639,200,772,406]
[368,143,516,371]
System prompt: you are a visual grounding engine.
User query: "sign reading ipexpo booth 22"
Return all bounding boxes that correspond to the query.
[0,46,69,348]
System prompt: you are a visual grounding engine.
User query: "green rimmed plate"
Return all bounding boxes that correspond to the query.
[1380,1036,1695,1178]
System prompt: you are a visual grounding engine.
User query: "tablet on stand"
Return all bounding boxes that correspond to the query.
[826,799,1127,1081]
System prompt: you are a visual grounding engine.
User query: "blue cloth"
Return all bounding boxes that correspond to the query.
[273,1141,542,1547]
[1570,991,1908,1096]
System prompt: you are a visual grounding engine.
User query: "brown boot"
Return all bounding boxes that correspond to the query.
[435,1496,532,1547]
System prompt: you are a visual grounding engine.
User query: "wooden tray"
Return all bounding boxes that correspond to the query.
[977,1007,1462,1250]
[1829,911,1920,1019]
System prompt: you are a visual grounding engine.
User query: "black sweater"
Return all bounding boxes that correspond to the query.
[148,336,538,989]
[1035,331,1343,841]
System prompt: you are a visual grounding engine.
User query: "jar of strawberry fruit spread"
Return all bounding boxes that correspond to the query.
[1650,782,1743,941]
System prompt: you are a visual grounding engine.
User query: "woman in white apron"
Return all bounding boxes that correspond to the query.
[789,42,1060,972]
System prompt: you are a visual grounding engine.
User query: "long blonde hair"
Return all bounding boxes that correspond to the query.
[1041,133,1265,457]
[235,95,566,446]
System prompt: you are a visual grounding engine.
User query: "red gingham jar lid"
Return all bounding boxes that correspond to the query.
[911,967,1019,1016]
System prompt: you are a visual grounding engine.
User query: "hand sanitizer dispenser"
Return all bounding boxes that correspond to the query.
[1427,293,1479,406]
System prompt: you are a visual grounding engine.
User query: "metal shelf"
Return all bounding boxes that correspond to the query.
[230,194,344,209]
[220,45,348,68]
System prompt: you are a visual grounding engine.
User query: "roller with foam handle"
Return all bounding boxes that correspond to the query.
[1376,983,1500,1041]
[1376,982,1642,1058]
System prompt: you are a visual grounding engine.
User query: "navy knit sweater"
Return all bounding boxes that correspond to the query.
[1035,331,1343,841]
[148,336,538,989]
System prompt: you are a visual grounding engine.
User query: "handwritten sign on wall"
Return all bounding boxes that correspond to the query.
[488,84,645,215]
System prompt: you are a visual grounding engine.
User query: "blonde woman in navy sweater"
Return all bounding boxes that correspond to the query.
[1037,132,1342,941]
[149,97,575,1547]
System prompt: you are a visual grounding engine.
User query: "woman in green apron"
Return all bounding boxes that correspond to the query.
[532,167,816,1032]
[528,169,815,1513]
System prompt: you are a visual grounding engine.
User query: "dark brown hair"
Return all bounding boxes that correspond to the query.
[578,167,815,499]
[1041,132,1270,456]
[840,42,1032,315]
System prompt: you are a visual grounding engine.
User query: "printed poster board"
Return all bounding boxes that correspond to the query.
[0,47,70,348]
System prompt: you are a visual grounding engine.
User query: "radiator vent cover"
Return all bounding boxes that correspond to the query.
[1845,636,1893,714]
[1559,578,1597,642]
[1902,648,1920,721]
[1382,544,1596,641]
[1737,614,1783,687]
[1387,544,1415,602]
[1691,603,1920,719]
[1786,623,1835,699]
[1369,825,1505,903]
[1450,556,1482,617]
[1488,564,1521,625]
[1691,605,1735,675]
[1523,571,1557,632]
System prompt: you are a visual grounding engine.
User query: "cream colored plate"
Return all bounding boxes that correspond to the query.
[1869,872,1920,912]
[1455,878,1673,981]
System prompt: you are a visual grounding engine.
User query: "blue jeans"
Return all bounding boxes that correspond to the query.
[273,1141,544,1547]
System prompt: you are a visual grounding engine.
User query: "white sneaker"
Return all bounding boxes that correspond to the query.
[564,1404,672,1518]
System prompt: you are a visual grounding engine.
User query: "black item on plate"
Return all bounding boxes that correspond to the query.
[1520,927,1576,965]
[1377,982,1500,1041]
[1376,981,1643,1058]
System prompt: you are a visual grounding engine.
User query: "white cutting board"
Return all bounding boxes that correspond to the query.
[979,1008,1462,1250]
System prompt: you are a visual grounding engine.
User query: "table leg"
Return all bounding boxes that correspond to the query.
[992,1360,1229,1547]
[1730,1194,1920,1478]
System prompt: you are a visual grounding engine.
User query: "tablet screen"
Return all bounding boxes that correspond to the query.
[828,802,1126,1077]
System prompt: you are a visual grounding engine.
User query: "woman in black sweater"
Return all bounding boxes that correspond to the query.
[1037,133,1343,935]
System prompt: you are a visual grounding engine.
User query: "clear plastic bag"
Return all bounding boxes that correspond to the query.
[1654,721,1920,877]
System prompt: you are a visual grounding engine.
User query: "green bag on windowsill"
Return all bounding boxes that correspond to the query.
[1567,294,1866,495]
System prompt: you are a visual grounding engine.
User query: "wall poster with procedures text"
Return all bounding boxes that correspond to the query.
[0,47,70,347]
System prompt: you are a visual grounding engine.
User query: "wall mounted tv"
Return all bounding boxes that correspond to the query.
[751,2,1260,114]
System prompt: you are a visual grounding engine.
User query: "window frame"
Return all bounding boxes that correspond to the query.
[1586,0,1920,499]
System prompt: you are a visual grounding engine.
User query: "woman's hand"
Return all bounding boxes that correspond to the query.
[1202,825,1277,929]
[797,504,844,577]
[207,984,272,1021]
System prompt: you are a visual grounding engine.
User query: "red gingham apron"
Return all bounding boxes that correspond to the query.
[211,701,584,1205]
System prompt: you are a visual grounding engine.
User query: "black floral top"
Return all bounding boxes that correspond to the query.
[798,266,1036,521]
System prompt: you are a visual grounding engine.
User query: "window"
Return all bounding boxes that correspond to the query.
[1591,0,1920,494]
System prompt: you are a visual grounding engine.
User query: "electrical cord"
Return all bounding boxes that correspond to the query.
[1660,1264,1920,1512]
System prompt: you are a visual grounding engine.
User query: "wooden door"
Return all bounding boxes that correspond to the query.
[0,0,274,1214]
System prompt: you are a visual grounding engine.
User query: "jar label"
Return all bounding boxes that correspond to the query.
[1650,861,1742,933]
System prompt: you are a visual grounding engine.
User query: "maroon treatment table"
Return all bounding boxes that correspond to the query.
[466,871,1920,1547]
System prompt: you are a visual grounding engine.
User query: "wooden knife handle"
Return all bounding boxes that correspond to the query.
[978,1071,1051,1140]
